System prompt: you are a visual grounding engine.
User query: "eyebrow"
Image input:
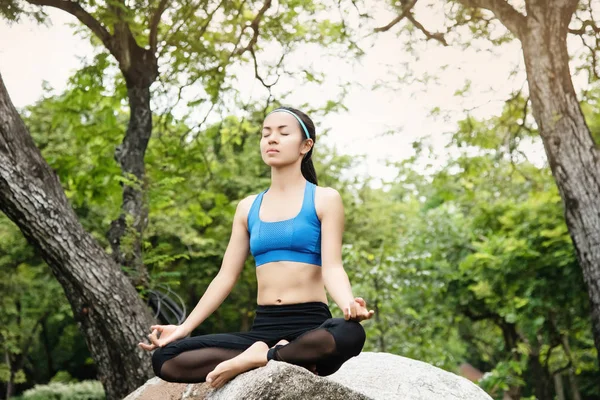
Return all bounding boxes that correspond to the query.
[262,125,289,130]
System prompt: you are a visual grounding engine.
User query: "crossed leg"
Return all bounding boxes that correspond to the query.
[203,338,321,388]
[152,333,289,384]
[157,346,244,383]
[206,318,365,388]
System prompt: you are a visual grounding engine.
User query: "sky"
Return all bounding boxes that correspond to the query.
[0,3,556,187]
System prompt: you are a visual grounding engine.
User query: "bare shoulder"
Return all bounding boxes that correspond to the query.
[236,194,259,228]
[238,194,259,211]
[314,186,343,221]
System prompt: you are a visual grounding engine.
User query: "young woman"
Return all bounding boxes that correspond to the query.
[139,106,374,389]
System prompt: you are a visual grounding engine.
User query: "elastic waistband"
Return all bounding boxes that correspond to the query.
[256,301,329,313]
[251,301,331,331]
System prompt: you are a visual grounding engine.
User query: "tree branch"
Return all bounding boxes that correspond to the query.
[406,11,448,45]
[25,0,113,52]
[568,19,600,35]
[234,0,272,56]
[577,34,600,80]
[374,0,417,32]
[250,46,284,89]
[374,0,447,45]
[149,0,169,53]
[456,0,526,38]
[159,0,226,58]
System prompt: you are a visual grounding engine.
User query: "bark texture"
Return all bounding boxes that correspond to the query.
[0,73,156,400]
[107,82,154,289]
[24,0,160,291]
[519,2,600,365]
[456,0,600,369]
[105,24,159,290]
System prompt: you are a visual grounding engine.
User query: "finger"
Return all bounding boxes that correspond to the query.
[350,302,357,319]
[357,310,367,321]
[355,297,366,306]
[138,342,157,351]
[148,329,161,347]
[344,307,350,320]
[150,325,163,332]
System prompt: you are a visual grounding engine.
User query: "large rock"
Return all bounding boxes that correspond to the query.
[327,352,492,400]
[124,352,492,400]
[123,361,367,400]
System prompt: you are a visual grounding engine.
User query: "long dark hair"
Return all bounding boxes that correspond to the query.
[272,106,318,185]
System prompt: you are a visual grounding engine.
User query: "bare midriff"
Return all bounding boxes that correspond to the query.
[256,261,328,305]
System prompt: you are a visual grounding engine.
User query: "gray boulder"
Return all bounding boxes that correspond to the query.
[327,352,492,400]
[124,352,492,400]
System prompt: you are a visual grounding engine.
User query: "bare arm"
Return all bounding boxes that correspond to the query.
[320,188,374,322]
[320,188,355,311]
[180,196,252,334]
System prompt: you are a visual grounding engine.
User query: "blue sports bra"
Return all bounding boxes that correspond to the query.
[247,180,322,267]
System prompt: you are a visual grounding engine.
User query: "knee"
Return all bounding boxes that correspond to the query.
[347,321,366,355]
[151,347,169,378]
[330,320,366,356]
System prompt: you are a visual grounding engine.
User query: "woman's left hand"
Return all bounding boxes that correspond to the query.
[344,297,375,322]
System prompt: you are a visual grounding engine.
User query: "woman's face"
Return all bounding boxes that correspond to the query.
[260,112,312,167]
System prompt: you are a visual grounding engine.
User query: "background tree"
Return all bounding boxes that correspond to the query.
[0,72,158,400]
[0,0,353,396]
[3,62,600,400]
[343,122,599,399]
[368,0,600,367]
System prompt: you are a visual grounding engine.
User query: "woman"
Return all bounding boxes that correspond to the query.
[139,106,374,389]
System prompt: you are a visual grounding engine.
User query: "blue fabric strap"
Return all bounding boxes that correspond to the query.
[268,109,311,140]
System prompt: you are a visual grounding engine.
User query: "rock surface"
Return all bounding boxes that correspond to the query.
[327,352,492,400]
[124,352,492,400]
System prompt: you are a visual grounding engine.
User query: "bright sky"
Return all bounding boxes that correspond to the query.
[0,4,558,186]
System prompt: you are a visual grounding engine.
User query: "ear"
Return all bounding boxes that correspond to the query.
[301,138,314,156]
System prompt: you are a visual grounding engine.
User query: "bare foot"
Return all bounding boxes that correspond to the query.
[206,341,269,389]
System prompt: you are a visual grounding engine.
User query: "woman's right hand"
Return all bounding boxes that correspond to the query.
[138,324,189,351]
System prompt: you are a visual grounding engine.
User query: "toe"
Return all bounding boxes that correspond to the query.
[206,370,217,384]
[209,376,220,388]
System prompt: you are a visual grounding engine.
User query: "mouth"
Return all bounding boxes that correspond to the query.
[266,150,279,153]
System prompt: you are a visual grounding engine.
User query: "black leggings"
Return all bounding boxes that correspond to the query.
[151,302,366,383]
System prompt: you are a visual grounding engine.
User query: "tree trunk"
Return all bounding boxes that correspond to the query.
[520,3,600,366]
[106,39,158,291]
[568,368,582,400]
[499,322,521,400]
[527,347,553,400]
[41,317,55,379]
[107,83,153,290]
[0,72,156,400]
[553,373,565,400]
[5,350,14,400]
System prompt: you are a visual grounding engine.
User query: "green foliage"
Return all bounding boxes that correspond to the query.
[581,87,600,146]
[8,72,600,397]
[20,380,104,400]
[375,125,598,397]
[50,371,77,384]
[3,2,600,395]
[453,95,536,151]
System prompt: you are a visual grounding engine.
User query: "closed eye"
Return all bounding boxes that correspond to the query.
[262,133,289,137]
